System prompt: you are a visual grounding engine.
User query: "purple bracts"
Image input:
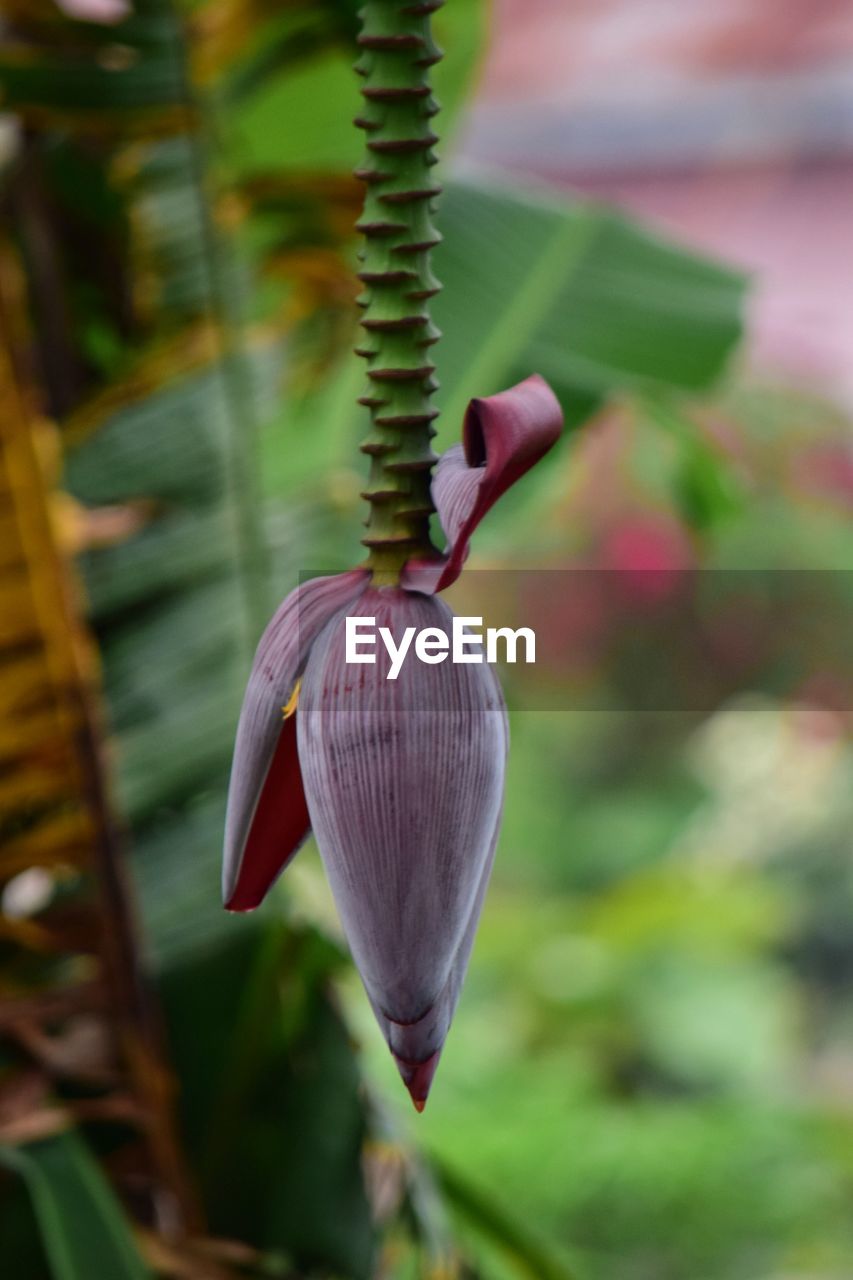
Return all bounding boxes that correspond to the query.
[223,375,563,1108]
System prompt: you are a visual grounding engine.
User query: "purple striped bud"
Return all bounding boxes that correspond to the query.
[223,375,563,1108]
[297,588,508,1108]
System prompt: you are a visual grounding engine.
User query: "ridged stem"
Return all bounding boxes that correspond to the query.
[355,0,443,584]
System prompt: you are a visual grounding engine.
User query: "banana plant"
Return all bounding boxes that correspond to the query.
[0,0,746,1277]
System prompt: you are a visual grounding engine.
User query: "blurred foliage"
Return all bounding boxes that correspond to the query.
[6,1,852,1280]
[360,380,853,1280]
[0,1132,151,1280]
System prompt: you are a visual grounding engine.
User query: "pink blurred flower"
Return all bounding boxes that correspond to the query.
[55,0,129,23]
[798,442,853,510]
[602,515,692,605]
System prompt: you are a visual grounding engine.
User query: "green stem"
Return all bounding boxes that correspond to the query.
[355,0,443,585]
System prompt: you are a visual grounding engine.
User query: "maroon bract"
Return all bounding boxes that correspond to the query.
[223,569,369,912]
[404,374,565,594]
[223,375,563,1108]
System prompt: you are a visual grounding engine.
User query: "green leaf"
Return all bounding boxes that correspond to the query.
[0,2,185,116]
[431,179,747,442]
[264,175,747,483]
[0,1132,151,1280]
[637,393,745,532]
[159,922,376,1279]
[434,1157,582,1280]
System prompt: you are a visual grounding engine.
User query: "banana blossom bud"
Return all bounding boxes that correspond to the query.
[223,375,562,1108]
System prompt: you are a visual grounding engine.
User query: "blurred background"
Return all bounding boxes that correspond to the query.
[2,2,853,1278]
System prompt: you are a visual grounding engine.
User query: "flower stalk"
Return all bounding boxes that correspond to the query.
[355,0,444,584]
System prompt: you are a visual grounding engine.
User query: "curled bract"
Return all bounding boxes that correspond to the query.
[403,374,563,594]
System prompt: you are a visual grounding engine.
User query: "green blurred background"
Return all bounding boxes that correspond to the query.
[2,2,853,1278]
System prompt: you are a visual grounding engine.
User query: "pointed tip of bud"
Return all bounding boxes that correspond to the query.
[223,895,259,914]
[393,1049,441,1112]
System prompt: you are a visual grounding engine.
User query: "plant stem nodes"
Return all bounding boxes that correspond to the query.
[355,0,445,581]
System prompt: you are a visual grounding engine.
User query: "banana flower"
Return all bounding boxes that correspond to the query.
[223,374,562,1108]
